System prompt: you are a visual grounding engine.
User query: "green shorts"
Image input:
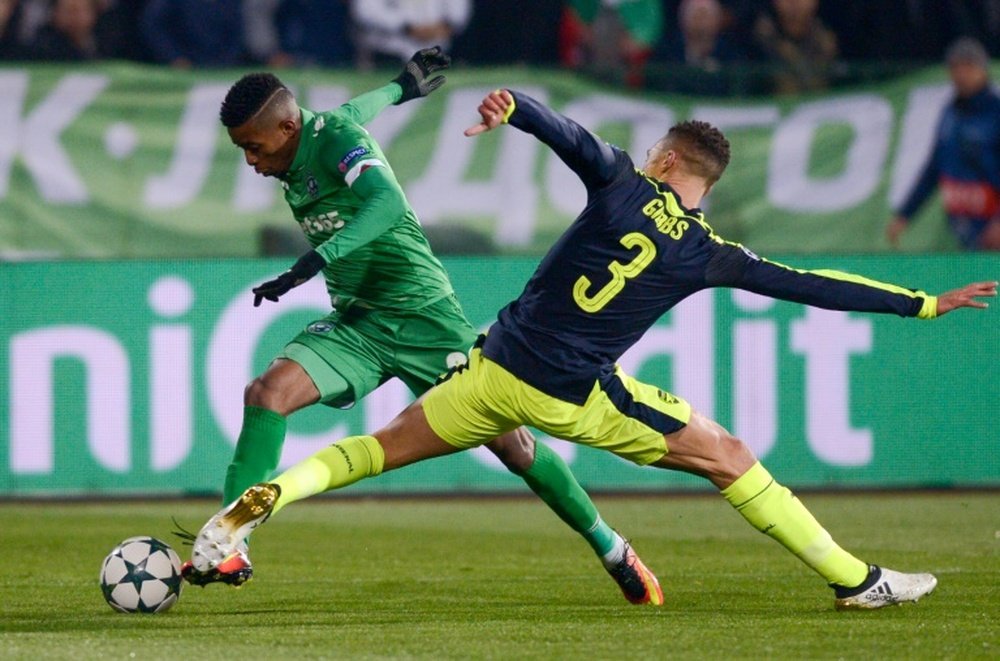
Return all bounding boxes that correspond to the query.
[279,294,478,407]
[423,347,691,466]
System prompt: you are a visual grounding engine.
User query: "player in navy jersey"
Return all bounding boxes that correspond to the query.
[191,89,996,610]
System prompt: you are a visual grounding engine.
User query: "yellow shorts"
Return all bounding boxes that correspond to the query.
[422,348,691,465]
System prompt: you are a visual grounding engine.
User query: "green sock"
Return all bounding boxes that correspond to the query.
[514,441,618,557]
[223,406,287,506]
[271,435,385,515]
[722,462,868,587]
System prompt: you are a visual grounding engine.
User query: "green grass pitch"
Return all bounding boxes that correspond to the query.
[1,493,998,659]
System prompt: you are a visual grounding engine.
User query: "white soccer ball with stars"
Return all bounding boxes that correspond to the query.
[99,536,183,613]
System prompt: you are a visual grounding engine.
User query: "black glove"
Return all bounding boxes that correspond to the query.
[392,46,451,104]
[252,249,326,307]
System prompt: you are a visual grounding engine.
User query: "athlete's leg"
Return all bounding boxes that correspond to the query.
[486,429,620,560]
[394,296,627,566]
[653,410,868,588]
[222,358,341,505]
[191,398,462,575]
[223,309,388,506]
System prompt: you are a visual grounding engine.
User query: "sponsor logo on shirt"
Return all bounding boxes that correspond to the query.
[299,211,345,235]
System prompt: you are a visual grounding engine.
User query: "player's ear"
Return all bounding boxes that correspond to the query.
[661,150,679,175]
[279,118,298,137]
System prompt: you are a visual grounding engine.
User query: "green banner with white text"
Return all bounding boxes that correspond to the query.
[2,62,996,259]
[1,255,997,496]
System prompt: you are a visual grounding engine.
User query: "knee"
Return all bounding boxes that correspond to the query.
[714,432,757,484]
[488,428,536,473]
[244,377,280,410]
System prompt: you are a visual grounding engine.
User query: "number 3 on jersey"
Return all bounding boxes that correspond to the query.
[573,232,656,313]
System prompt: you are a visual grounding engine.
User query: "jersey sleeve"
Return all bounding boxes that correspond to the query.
[505,90,630,191]
[704,240,938,319]
[334,83,403,126]
[313,123,407,263]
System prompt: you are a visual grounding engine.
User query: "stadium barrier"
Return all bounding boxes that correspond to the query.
[2,255,997,496]
[3,63,1000,260]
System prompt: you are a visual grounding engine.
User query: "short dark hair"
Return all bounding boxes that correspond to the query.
[220,73,289,128]
[665,120,731,185]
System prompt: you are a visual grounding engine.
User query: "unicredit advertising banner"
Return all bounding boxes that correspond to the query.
[1,256,997,495]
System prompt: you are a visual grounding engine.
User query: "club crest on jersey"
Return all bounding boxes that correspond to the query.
[338,146,369,173]
[306,172,319,198]
[307,320,335,334]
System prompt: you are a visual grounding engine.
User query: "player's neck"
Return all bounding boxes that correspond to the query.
[660,176,705,211]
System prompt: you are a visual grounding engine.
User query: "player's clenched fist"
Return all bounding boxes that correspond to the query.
[465,89,515,137]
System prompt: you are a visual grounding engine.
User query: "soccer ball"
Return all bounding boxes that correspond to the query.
[99,536,183,613]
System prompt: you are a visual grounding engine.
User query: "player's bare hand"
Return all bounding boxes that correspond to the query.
[464,89,514,137]
[935,280,997,316]
[886,216,908,248]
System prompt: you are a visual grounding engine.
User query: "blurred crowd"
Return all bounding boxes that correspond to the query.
[0,0,997,95]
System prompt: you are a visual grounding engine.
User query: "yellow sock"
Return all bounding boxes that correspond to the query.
[270,435,385,515]
[722,462,868,587]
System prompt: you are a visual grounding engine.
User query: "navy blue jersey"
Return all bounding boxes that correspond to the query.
[482,91,938,405]
[898,86,1000,221]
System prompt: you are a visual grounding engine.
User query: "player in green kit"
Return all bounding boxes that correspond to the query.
[179,49,662,606]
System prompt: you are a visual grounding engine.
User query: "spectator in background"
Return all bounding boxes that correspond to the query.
[350,0,470,69]
[652,0,744,94]
[93,0,146,61]
[0,0,25,58]
[452,0,561,66]
[141,0,244,68]
[26,0,105,61]
[752,0,838,94]
[818,1,947,62]
[244,0,350,68]
[559,0,662,88]
[888,38,1000,251]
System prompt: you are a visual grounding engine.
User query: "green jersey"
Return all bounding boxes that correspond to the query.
[280,83,453,311]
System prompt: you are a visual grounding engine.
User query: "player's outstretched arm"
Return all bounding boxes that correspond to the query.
[465,89,621,190]
[934,281,997,316]
[337,85,404,126]
[705,241,995,320]
[337,47,451,126]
